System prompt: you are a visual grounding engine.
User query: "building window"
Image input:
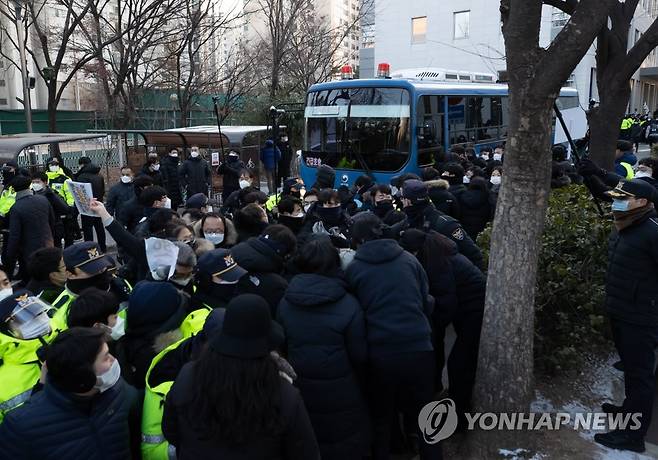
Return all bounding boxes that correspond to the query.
[411,16,427,44]
[453,10,470,40]
[0,98,7,106]
[0,79,5,87]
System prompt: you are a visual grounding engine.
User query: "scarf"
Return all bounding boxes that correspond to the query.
[613,202,655,231]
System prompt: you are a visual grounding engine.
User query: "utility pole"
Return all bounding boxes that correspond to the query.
[14,0,33,133]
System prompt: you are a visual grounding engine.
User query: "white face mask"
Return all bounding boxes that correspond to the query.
[191,151,199,158]
[303,203,312,213]
[171,275,193,287]
[49,165,59,172]
[110,316,125,341]
[152,163,160,171]
[239,179,251,189]
[205,232,225,246]
[0,287,12,301]
[636,170,653,179]
[31,183,44,192]
[17,315,51,340]
[490,175,502,185]
[120,175,133,184]
[463,176,471,184]
[95,359,121,393]
[292,211,305,218]
[493,153,503,161]
[162,197,172,209]
[481,154,490,161]
[170,152,178,157]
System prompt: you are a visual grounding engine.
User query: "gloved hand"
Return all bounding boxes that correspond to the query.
[577,158,605,178]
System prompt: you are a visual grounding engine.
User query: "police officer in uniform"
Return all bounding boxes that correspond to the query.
[595,180,658,453]
[0,290,55,422]
[45,157,79,246]
[50,242,130,333]
[401,179,484,270]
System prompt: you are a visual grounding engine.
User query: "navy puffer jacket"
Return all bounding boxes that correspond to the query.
[605,210,658,326]
[277,274,369,460]
[0,379,138,460]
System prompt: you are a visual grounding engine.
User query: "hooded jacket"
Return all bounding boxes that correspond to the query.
[260,140,282,171]
[76,164,105,201]
[179,157,211,197]
[614,151,638,178]
[105,181,135,224]
[230,237,289,314]
[458,184,492,240]
[426,179,460,219]
[346,239,433,355]
[277,274,369,460]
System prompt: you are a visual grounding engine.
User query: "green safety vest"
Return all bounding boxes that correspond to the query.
[141,304,210,460]
[0,187,16,217]
[0,329,56,423]
[620,162,635,180]
[46,169,74,206]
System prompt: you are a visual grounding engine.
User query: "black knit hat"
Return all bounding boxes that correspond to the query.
[399,228,428,253]
[351,211,384,243]
[314,165,336,189]
[127,281,186,335]
[209,294,284,359]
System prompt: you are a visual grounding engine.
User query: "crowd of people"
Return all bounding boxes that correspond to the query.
[0,136,656,458]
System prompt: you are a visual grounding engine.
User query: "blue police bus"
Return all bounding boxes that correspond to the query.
[300,65,585,188]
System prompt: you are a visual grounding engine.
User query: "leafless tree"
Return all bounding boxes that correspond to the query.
[470,0,615,454]
[0,0,126,131]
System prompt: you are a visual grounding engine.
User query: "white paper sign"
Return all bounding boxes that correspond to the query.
[145,237,180,281]
[66,181,95,217]
[211,151,220,166]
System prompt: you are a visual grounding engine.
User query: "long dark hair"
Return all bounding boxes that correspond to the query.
[188,350,283,444]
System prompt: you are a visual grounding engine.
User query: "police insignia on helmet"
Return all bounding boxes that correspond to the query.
[452,228,465,241]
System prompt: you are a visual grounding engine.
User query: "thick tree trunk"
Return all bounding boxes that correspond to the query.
[48,87,58,133]
[588,82,631,171]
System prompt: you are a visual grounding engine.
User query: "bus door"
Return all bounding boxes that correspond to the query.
[416,95,444,167]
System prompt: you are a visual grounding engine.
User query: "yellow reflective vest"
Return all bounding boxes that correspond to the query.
[141,338,186,460]
[46,169,74,206]
[0,187,16,217]
[0,330,56,423]
[620,162,635,180]
[49,288,78,333]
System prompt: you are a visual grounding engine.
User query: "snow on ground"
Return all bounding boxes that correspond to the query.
[498,448,546,459]
[532,354,656,460]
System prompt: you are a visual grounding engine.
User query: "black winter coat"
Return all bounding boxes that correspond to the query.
[217,157,244,192]
[36,186,70,242]
[160,156,183,206]
[230,237,289,314]
[76,164,105,201]
[105,182,135,223]
[5,193,54,271]
[140,163,163,186]
[458,188,492,240]
[179,157,211,197]
[277,274,370,460]
[426,180,460,219]
[606,211,658,326]
[346,239,433,356]
[0,380,140,460]
[162,362,320,460]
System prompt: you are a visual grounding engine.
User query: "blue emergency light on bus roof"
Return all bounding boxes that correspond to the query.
[300,74,584,189]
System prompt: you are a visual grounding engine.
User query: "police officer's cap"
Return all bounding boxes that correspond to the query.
[63,242,115,275]
[606,179,657,201]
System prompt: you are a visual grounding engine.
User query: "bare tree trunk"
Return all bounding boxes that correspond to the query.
[588,83,631,171]
[48,85,58,133]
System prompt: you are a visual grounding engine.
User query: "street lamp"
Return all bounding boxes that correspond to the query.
[169,93,178,129]
[14,0,32,133]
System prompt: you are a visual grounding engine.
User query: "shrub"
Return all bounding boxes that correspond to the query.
[477,185,611,374]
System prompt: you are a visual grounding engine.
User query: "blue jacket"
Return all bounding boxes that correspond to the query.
[0,379,139,460]
[346,239,433,355]
[260,140,282,171]
[277,274,369,459]
[614,151,638,177]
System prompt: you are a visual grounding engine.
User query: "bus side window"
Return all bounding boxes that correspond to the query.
[416,95,444,167]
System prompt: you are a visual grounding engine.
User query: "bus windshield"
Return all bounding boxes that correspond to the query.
[304,87,410,172]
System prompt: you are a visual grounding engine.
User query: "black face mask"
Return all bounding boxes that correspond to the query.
[374,200,394,218]
[317,206,343,226]
[278,214,305,234]
[67,271,112,294]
